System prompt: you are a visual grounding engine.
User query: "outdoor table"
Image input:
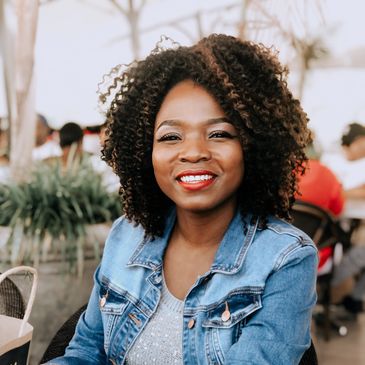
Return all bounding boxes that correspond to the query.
[342,199,365,220]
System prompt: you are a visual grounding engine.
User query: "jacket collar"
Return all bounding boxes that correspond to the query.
[127,209,259,274]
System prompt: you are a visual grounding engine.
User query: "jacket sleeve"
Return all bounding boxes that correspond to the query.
[46,265,107,365]
[225,244,318,365]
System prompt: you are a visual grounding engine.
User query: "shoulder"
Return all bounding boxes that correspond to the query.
[100,215,145,269]
[249,215,318,272]
[262,215,314,244]
[105,215,145,249]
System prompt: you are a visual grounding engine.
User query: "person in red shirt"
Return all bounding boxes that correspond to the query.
[297,146,364,314]
[296,159,345,216]
[296,158,344,271]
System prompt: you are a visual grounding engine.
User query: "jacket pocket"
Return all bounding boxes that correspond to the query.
[202,290,262,365]
[98,281,130,353]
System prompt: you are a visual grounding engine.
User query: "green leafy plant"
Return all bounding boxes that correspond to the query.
[0,159,121,274]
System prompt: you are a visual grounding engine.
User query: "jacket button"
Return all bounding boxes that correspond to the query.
[221,310,231,322]
[100,296,107,308]
[221,301,231,322]
[187,318,195,329]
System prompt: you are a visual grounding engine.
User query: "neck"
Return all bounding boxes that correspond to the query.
[174,204,237,248]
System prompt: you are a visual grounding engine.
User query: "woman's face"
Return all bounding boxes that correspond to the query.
[152,80,244,214]
[343,136,365,161]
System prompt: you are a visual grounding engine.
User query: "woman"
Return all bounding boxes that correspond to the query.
[50,34,317,364]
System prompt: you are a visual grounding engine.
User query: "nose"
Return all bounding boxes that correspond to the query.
[179,138,212,163]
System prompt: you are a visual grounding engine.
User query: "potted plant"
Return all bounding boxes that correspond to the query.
[0,158,121,275]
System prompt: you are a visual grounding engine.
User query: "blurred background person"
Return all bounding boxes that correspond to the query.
[32,113,62,161]
[296,138,345,217]
[297,134,365,316]
[322,121,365,199]
[296,138,345,274]
[58,122,84,167]
[43,121,84,170]
[341,122,365,199]
[83,125,103,156]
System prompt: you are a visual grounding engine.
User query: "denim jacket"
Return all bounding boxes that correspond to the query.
[50,211,317,365]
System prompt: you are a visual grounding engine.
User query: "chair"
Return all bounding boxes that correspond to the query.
[40,304,87,364]
[300,341,318,365]
[291,200,351,340]
[0,274,25,319]
[41,304,318,364]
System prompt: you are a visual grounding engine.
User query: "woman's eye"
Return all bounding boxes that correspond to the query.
[209,131,236,139]
[156,133,181,142]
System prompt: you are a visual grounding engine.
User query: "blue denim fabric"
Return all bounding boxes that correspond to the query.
[49,211,317,365]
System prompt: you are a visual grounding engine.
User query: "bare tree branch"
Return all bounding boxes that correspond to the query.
[137,0,147,12]
[39,0,62,5]
[168,22,196,43]
[109,0,128,16]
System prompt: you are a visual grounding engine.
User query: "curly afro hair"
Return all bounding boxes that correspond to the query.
[101,34,310,238]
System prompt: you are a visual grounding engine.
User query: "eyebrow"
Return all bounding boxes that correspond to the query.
[155,117,231,131]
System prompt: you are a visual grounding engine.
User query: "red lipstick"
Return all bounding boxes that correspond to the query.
[176,170,217,191]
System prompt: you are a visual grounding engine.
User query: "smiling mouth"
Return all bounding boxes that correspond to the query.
[179,174,214,183]
[176,172,217,191]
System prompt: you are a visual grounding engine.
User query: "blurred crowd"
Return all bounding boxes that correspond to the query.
[0,114,119,192]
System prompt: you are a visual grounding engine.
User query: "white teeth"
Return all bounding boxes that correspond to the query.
[180,175,214,183]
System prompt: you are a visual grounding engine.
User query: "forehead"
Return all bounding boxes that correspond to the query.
[155,80,226,125]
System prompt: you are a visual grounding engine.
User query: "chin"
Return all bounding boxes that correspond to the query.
[176,200,236,215]
[175,201,216,213]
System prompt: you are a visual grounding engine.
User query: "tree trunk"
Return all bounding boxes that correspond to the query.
[4,0,39,181]
[0,0,17,155]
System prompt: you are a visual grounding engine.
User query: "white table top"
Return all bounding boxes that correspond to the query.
[342,199,365,220]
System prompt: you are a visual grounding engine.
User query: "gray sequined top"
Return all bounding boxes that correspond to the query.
[125,274,184,365]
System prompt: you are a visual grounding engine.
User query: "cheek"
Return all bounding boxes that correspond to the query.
[229,156,245,190]
[351,141,365,160]
[152,143,178,170]
[151,146,166,174]
[232,157,244,183]
[345,146,358,160]
[225,146,244,179]
[151,146,171,190]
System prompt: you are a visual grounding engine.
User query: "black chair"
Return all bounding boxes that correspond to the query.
[291,200,351,340]
[40,304,317,364]
[0,274,25,319]
[300,341,318,365]
[40,304,87,364]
